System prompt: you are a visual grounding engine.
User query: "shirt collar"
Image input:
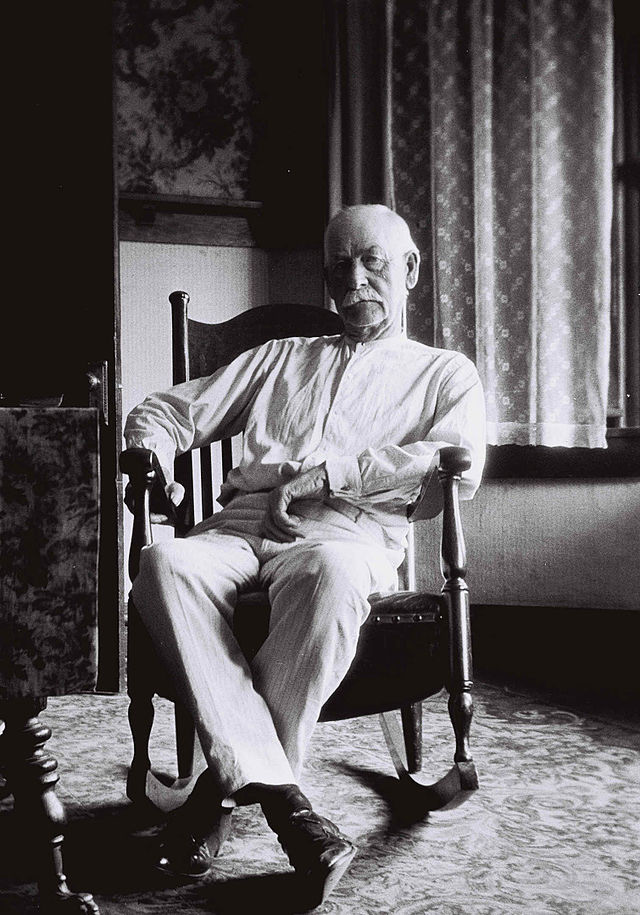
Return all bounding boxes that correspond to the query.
[341,332,407,353]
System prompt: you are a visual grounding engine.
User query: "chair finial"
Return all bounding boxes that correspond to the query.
[169,291,190,310]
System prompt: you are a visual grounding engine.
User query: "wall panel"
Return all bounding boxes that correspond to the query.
[414,478,640,611]
[119,241,269,420]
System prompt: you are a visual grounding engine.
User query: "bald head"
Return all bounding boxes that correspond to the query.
[325,205,418,260]
[324,205,420,342]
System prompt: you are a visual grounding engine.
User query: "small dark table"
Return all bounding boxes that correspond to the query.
[1,407,101,913]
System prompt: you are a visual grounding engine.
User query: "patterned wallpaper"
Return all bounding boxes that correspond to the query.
[114,0,254,198]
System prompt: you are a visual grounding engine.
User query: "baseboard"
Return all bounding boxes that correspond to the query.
[470,604,640,718]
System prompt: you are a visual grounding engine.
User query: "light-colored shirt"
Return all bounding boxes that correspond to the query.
[125,333,486,551]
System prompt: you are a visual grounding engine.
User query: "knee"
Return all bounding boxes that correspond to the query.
[296,543,372,603]
[288,543,371,610]
[301,546,373,640]
[132,541,200,625]
[138,540,181,579]
[133,540,196,600]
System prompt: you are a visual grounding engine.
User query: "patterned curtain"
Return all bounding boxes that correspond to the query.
[327,0,395,216]
[393,0,614,447]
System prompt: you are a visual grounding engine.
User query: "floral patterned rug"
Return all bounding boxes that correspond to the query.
[1,682,639,914]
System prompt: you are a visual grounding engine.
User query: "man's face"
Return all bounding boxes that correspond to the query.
[324,207,419,343]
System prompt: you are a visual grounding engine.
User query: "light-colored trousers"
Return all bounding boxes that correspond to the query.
[132,492,401,800]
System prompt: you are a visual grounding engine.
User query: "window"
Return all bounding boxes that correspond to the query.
[609,0,640,431]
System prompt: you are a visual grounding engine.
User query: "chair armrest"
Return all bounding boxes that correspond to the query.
[436,446,470,585]
[407,446,472,523]
[120,447,176,580]
[437,445,472,476]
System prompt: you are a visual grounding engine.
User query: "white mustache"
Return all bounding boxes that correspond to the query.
[342,290,383,308]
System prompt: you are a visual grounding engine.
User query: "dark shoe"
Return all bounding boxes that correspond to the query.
[155,831,213,879]
[276,809,357,910]
[153,771,234,879]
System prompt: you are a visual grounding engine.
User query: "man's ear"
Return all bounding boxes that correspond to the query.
[405,250,420,290]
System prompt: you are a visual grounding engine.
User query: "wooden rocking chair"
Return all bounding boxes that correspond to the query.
[120,291,479,815]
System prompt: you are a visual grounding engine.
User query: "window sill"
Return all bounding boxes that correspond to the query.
[484,429,640,479]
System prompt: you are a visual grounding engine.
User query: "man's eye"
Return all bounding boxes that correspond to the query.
[363,256,385,271]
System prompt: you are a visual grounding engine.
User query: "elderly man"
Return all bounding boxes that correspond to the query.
[125,204,485,907]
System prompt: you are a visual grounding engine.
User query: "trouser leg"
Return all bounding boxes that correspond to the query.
[252,539,397,777]
[131,535,296,798]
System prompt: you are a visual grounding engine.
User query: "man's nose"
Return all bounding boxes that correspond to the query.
[346,260,367,289]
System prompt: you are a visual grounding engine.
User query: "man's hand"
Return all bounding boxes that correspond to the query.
[124,480,186,524]
[262,465,329,542]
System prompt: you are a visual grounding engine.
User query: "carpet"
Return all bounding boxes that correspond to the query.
[1,682,638,914]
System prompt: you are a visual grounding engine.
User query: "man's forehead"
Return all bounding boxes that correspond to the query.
[326,207,411,258]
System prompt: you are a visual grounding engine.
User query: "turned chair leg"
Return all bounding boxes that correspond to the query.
[126,689,155,804]
[444,588,479,791]
[128,608,198,799]
[0,698,99,914]
[400,702,423,774]
[448,690,476,774]
[126,597,159,805]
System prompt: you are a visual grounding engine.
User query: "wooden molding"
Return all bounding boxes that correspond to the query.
[118,193,265,247]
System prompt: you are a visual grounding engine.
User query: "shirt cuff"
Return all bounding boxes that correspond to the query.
[324,455,362,496]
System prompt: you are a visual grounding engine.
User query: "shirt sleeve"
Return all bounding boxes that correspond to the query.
[324,354,486,507]
[124,342,275,483]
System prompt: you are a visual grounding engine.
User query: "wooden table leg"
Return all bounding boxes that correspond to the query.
[0,698,99,914]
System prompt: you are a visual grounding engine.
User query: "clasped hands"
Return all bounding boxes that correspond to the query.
[125,464,329,542]
[261,463,329,542]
